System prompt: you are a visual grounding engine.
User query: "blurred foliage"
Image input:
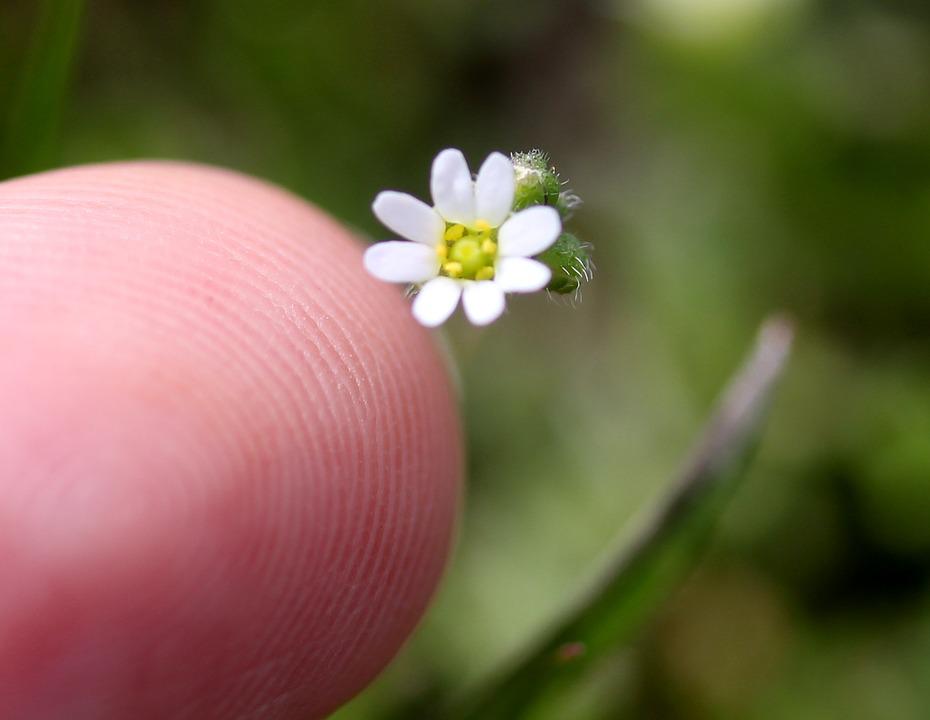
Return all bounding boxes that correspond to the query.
[0,0,83,178]
[2,0,929,717]
[447,320,791,720]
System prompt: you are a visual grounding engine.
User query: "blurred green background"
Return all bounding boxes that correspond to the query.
[3,1,930,717]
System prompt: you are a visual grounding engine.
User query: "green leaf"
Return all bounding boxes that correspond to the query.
[443,317,794,719]
[1,0,85,179]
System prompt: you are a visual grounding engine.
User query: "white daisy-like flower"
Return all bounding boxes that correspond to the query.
[364,148,562,327]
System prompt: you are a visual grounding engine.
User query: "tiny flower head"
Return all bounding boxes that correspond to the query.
[364,149,562,327]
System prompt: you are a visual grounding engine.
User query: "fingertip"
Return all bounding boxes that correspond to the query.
[0,162,462,719]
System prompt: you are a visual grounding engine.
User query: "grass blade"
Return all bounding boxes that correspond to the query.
[446,316,794,719]
[1,0,85,179]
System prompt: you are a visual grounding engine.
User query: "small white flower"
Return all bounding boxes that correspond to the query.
[364,148,562,327]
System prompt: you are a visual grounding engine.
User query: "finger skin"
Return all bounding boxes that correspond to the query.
[0,162,462,719]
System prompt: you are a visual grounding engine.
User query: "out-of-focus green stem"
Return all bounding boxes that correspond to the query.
[445,316,794,720]
[1,0,85,179]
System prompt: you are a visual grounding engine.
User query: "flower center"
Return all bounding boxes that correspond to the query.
[436,221,498,281]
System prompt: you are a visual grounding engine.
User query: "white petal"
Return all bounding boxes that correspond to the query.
[364,241,439,283]
[495,257,552,293]
[462,282,506,326]
[430,148,475,225]
[497,206,562,258]
[372,191,444,245]
[412,277,463,327]
[475,152,515,227]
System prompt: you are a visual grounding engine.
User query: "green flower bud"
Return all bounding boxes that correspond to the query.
[508,149,592,298]
[511,150,562,212]
[537,232,594,296]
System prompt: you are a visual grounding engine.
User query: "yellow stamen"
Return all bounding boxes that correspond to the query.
[436,244,448,260]
[442,261,463,278]
[475,266,495,282]
[474,219,492,232]
[444,224,466,241]
[481,239,497,256]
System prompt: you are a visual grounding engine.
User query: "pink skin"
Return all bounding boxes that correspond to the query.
[0,163,462,719]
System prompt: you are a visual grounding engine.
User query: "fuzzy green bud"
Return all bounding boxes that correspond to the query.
[509,149,592,296]
[511,150,562,212]
[538,232,594,295]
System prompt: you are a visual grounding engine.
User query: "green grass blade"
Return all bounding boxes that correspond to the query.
[446,316,794,719]
[1,0,85,179]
